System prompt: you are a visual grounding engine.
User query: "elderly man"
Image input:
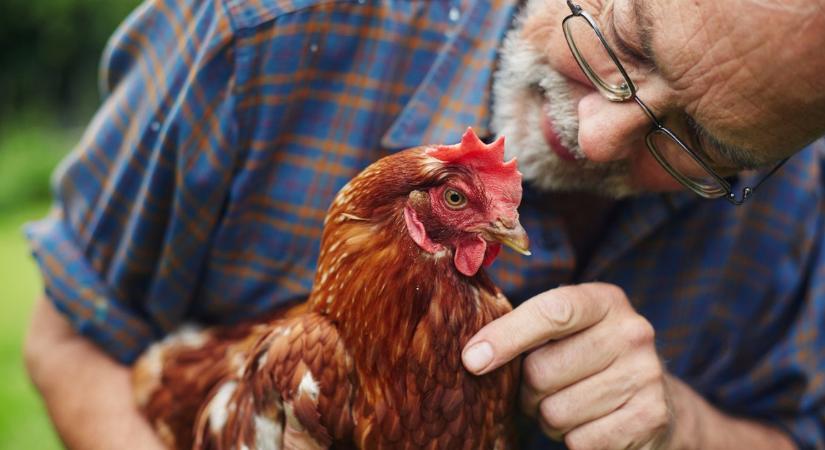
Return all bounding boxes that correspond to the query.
[24,0,825,449]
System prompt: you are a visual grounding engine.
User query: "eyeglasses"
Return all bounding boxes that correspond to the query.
[562,0,787,205]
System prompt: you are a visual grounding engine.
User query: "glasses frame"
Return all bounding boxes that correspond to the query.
[562,0,787,205]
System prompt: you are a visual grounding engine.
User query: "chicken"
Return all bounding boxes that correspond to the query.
[132,128,530,449]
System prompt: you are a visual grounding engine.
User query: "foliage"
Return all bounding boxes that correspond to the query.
[0,1,141,447]
[0,115,80,211]
[0,119,76,450]
[0,0,142,120]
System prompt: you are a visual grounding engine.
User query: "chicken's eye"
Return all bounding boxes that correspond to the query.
[443,188,468,209]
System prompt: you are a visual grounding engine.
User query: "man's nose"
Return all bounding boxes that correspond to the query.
[576,91,652,162]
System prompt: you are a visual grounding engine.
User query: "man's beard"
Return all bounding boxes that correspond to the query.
[490,6,641,198]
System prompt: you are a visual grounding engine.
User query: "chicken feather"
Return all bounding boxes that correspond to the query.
[133,128,528,449]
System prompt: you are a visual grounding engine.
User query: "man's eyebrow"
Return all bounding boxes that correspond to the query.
[626,1,768,170]
[629,0,661,71]
[685,116,766,169]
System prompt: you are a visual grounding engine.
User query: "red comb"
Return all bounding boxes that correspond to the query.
[426,128,520,178]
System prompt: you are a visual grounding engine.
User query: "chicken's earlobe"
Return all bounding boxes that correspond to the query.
[403,202,443,254]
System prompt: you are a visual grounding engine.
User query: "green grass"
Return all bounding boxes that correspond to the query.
[0,117,77,450]
[0,202,62,450]
[0,116,80,212]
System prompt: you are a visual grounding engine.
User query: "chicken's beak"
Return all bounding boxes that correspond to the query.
[483,218,531,256]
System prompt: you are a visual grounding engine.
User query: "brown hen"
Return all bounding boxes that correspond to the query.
[133,128,530,449]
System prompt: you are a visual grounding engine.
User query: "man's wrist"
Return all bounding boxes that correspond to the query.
[661,373,796,450]
[25,297,165,450]
[663,374,702,450]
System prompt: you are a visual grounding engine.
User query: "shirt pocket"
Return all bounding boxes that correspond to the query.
[224,0,365,31]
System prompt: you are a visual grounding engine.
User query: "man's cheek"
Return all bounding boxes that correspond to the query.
[631,156,686,193]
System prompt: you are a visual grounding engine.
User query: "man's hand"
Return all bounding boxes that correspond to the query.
[462,282,672,449]
[462,282,798,450]
[24,297,166,450]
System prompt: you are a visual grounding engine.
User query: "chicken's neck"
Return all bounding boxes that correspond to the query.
[307,204,508,375]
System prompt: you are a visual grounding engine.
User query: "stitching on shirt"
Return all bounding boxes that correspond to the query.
[222,0,363,31]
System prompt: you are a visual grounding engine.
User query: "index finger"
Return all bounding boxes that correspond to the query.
[461,283,616,375]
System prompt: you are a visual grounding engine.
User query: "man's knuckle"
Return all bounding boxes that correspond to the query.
[564,430,595,450]
[650,386,671,424]
[634,356,662,384]
[538,414,566,442]
[534,296,574,330]
[633,399,668,429]
[624,316,655,347]
[648,361,665,382]
[653,401,670,426]
[539,397,567,429]
[641,371,664,393]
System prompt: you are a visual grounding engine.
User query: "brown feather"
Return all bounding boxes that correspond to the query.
[134,143,522,449]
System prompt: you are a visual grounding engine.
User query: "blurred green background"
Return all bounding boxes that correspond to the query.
[0,0,141,448]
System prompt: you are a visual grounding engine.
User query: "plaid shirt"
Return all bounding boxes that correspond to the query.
[26,0,825,447]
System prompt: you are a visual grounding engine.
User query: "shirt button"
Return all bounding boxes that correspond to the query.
[448,6,460,22]
[93,297,109,323]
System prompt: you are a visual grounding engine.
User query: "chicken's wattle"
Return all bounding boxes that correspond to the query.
[133,127,529,450]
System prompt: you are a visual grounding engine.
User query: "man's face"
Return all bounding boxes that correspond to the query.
[492,0,825,197]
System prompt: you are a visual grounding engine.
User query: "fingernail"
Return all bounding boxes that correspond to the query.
[463,341,494,374]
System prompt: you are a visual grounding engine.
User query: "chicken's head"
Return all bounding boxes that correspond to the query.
[404,128,530,277]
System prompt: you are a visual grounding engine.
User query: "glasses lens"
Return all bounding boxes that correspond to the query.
[563,15,632,101]
[647,129,727,198]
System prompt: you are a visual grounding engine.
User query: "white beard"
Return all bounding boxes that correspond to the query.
[490,2,641,198]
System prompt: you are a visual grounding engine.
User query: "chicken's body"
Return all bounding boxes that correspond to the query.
[133,129,528,449]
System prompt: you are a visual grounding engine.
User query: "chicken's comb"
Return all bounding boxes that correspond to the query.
[426,128,520,178]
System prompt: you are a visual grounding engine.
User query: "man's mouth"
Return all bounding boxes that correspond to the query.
[540,112,578,161]
[537,89,585,162]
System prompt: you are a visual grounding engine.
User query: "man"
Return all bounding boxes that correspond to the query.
[471,1,825,449]
[23,0,825,449]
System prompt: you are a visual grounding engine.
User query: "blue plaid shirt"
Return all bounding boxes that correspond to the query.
[26,0,825,447]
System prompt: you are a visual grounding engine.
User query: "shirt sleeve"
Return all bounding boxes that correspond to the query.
[768,165,825,450]
[761,255,825,450]
[701,142,825,450]
[25,0,240,364]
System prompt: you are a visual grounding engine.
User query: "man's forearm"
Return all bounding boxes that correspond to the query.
[667,375,796,450]
[24,297,165,450]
